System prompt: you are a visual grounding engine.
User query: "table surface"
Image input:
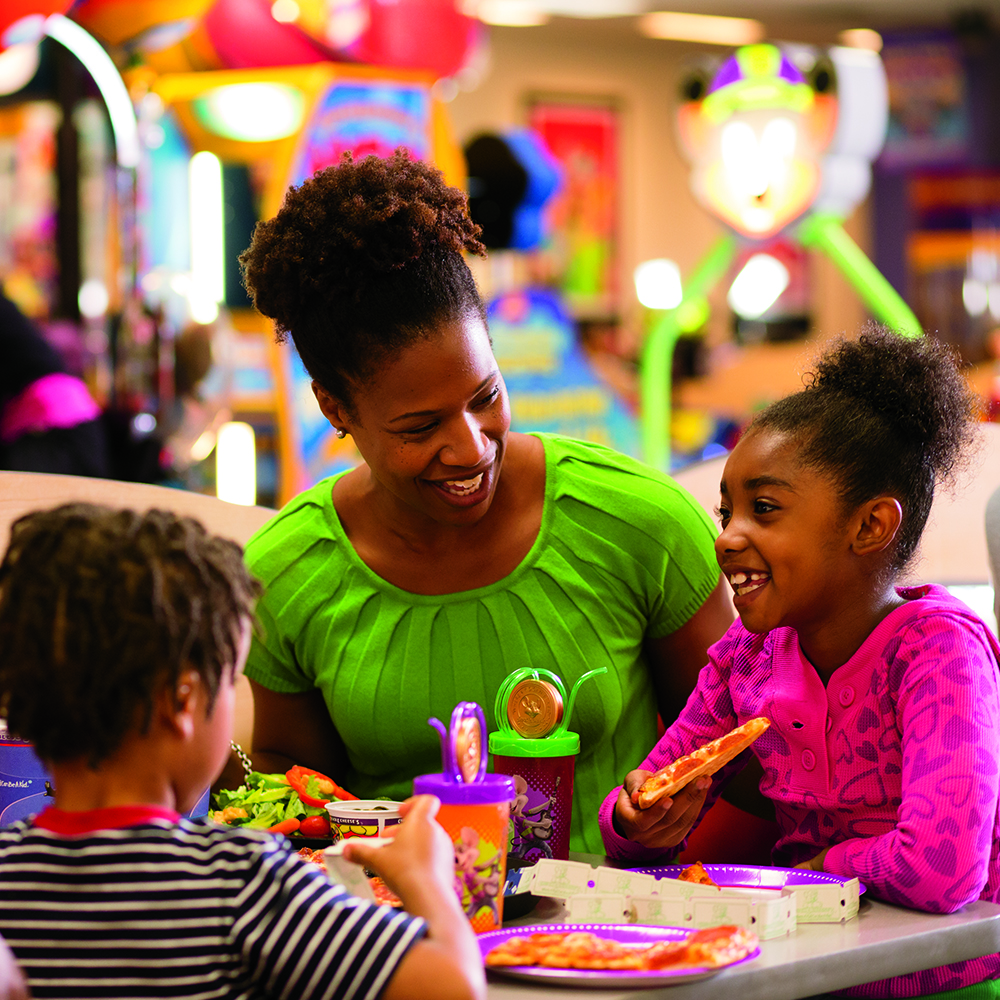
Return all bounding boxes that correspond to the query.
[487,860,1000,1000]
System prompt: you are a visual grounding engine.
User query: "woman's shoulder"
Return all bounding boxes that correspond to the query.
[537,433,716,532]
[244,476,345,577]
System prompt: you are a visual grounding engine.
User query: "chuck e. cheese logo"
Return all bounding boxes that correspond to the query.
[331,819,383,839]
[676,43,838,239]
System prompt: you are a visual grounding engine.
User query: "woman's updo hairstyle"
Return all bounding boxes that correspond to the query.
[751,326,980,571]
[240,148,487,408]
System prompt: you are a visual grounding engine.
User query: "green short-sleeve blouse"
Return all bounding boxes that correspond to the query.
[243,434,720,853]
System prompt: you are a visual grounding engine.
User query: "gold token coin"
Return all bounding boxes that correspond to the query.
[507,679,563,738]
[454,717,482,783]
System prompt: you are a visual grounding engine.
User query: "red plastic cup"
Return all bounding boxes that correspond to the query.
[490,729,578,863]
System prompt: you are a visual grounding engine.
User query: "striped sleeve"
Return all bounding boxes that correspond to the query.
[232,839,427,1000]
[0,820,426,1000]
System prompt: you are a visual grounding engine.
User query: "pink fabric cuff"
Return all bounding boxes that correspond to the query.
[0,372,101,444]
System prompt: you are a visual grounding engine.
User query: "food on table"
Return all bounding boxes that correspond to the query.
[678,861,719,887]
[286,765,358,806]
[637,717,771,809]
[211,767,355,837]
[682,925,760,967]
[484,925,757,971]
[297,847,403,907]
[326,800,404,840]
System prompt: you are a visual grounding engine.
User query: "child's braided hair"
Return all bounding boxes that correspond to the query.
[239,148,486,413]
[750,326,981,572]
[0,504,261,765]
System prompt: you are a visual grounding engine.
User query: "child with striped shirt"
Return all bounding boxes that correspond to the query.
[0,504,485,1000]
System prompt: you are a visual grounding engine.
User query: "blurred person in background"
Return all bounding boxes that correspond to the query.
[0,290,108,478]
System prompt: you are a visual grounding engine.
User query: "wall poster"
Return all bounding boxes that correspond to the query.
[527,96,620,320]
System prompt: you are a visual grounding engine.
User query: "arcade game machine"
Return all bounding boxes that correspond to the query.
[70,0,476,506]
[642,41,919,471]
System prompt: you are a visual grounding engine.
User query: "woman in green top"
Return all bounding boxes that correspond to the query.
[234,150,735,853]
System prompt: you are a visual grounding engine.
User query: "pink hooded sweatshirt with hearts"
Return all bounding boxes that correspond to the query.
[600,584,1000,998]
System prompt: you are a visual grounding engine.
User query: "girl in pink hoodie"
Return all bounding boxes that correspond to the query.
[601,328,1000,999]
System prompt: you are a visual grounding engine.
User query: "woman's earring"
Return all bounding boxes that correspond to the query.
[335,428,346,439]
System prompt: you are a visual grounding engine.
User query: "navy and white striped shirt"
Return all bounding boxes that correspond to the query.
[0,806,426,999]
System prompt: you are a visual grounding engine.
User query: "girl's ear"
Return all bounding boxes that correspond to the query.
[160,669,200,741]
[311,381,351,435]
[853,496,903,556]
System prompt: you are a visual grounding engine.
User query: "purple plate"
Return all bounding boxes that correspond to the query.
[628,864,865,895]
[479,922,760,988]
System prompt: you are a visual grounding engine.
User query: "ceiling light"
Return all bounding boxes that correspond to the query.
[639,11,765,46]
[838,28,882,52]
[475,1,550,26]
[541,0,643,15]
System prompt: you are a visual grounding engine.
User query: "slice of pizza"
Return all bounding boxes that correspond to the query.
[637,717,770,809]
[483,925,757,972]
[682,925,758,967]
[485,933,564,967]
[677,861,718,887]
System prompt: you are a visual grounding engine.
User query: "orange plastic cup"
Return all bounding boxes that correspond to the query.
[413,773,515,933]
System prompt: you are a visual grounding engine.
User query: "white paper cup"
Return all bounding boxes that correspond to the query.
[325,800,403,842]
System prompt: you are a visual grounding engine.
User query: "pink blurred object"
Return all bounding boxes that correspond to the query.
[1,373,101,444]
[203,0,480,78]
[203,0,332,68]
[345,0,480,80]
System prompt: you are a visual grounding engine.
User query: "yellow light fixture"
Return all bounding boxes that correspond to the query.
[727,253,790,319]
[271,0,300,23]
[189,150,224,323]
[193,82,305,142]
[838,28,883,52]
[0,41,39,96]
[475,0,550,26]
[639,11,764,46]
[216,421,257,506]
[634,258,682,310]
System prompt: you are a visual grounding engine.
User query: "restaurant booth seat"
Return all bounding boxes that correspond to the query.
[0,471,277,752]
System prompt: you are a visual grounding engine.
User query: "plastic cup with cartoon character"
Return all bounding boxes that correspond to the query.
[325,800,403,842]
[489,666,606,864]
[413,702,515,934]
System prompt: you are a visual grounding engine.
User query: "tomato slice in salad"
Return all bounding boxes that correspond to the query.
[285,766,358,807]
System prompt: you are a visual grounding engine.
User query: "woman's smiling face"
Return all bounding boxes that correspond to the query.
[715,427,857,638]
[329,312,511,526]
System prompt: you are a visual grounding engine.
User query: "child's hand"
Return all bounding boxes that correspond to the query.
[343,796,486,1000]
[613,770,712,850]
[341,795,456,906]
[794,847,830,872]
[0,934,29,1000]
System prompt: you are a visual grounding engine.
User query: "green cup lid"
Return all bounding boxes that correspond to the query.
[489,729,580,757]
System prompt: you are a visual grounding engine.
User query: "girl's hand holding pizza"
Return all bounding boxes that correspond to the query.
[613,772,713,850]
[794,847,830,873]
